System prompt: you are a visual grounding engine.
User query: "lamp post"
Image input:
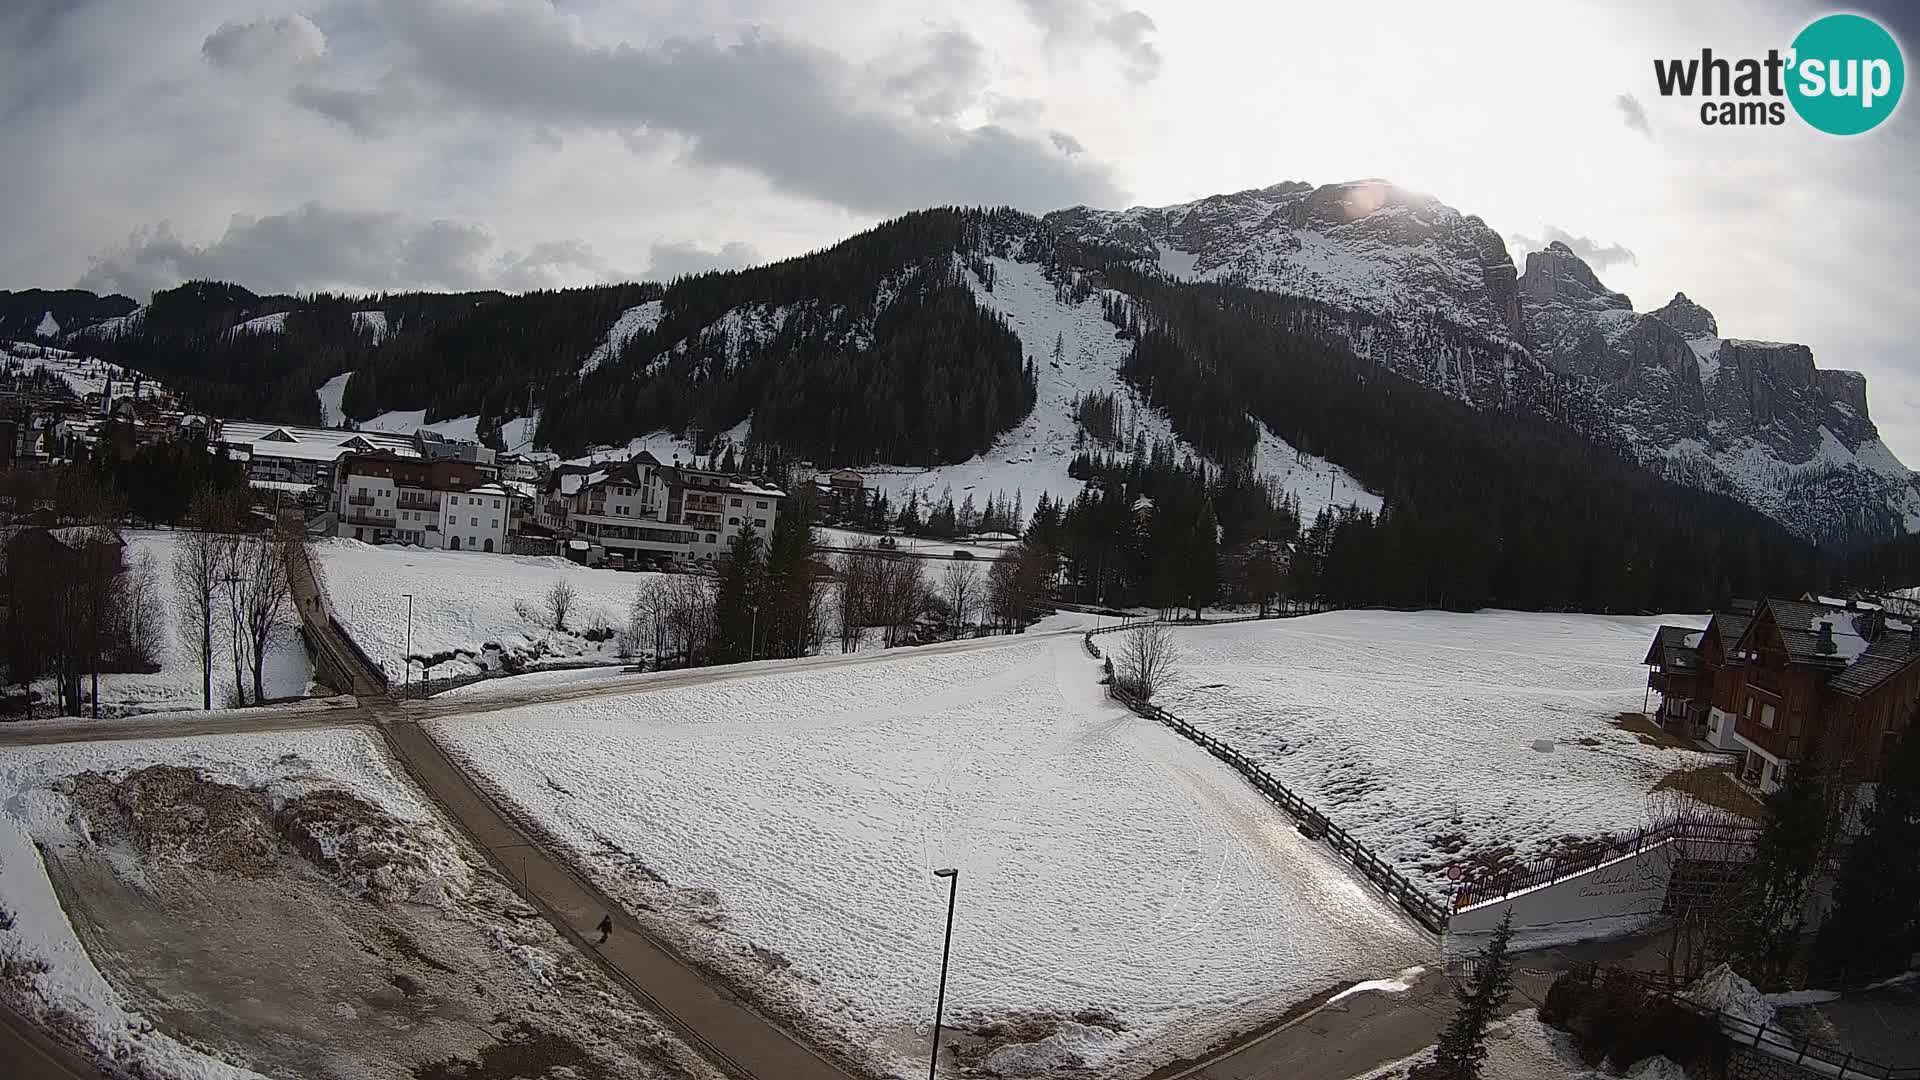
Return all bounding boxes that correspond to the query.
[401,593,414,697]
[928,867,959,1080]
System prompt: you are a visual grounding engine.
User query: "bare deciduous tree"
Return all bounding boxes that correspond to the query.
[174,486,237,711]
[232,535,293,704]
[941,561,977,639]
[546,580,578,631]
[116,550,165,669]
[1115,622,1178,702]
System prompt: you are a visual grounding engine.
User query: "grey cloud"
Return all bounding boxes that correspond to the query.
[1614,93,1651,137]
[1049,131,1085,154]
[1508,226,1638,272]
[202,13,328,73]
[1017,0,1162,84]
[76,202,626,298]
[883,29,988,119]
[288,82,389,136]
[297,0,1119,215]
[647,240,761,279]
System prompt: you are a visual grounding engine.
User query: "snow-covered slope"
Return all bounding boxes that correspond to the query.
[228,311,289,335]
[859,251,1379,520]
[315,371,352,428]
[2,340,169,404]
[579,301,662,376]
[351,310,389,344]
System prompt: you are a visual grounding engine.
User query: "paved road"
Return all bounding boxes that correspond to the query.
[380,719,853,1080]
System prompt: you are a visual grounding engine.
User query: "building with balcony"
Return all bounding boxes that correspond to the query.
[540,452,784,566]
[1644,597,1919,796]
[333,450,514,553]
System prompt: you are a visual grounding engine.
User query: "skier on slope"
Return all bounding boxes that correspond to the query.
[595,914,613,944]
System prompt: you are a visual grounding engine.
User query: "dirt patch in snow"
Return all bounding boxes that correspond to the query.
[34,763,721,1080]
[949,1006,1129,1076]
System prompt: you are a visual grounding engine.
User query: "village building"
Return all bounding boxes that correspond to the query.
[214,420,420,492]
[1644,596,1918,795]
[332,450,513,553]
[539,451,784,566]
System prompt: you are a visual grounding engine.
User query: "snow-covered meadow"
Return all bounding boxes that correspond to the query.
[428,634,1433,1079]
[313,539,664,682]
[35,531,312,718]
[1153,610,1719,900]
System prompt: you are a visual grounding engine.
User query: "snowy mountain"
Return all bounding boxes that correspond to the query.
[14,179,1908,545]
[1053,181,1917,544]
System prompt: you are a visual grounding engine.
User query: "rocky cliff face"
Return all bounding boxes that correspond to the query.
[1053,181,1919,545]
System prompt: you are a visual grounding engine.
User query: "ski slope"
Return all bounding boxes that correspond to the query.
[859,255,1379,524]
[428,634,1432,1079]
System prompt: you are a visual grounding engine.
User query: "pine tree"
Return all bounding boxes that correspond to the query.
[1423,912,1514,1080]
[1739,738,1830,986]
[1815,725,1920,984]
[712,525,765,662]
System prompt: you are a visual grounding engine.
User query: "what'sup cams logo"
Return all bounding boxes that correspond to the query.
[1654,12,1904,134]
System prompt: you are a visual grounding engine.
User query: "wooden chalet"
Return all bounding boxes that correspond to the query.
[1647,597,1919,795]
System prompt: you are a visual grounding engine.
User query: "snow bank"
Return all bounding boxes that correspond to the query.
[1155,610,1717,899]
[314,539,664,682]
[1684,964,1773,1027]
[428,635,1433,1078]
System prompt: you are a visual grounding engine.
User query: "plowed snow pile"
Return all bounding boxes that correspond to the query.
[0,730,721,1080]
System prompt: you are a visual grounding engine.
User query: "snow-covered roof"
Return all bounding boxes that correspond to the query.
[217,420,418,462]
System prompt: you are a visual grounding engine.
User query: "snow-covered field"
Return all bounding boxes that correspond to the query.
[37,531,312,717]
[313,539,662,682]
[0,728,719,1079]
[428,634,1433,1079]
[1154,611,1718,901]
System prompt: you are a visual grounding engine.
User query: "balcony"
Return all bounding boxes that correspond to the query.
[347,493,376,507]
[397,495,441,511]
[340,511,390,527]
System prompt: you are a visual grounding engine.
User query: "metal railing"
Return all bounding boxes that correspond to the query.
[1451,819,1760,912]
[1555,965,1918,1080]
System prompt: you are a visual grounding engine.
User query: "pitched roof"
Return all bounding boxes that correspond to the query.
[1646,624,1703,669]
[1758,599,1871,666]
[1710,612,1753,655]
[1827,631,1920,698]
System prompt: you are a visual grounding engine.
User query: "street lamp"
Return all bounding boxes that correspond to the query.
[928,867,959,1080]
[401,593,414,697]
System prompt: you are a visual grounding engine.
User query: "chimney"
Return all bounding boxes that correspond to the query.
[1815,622,1837,654]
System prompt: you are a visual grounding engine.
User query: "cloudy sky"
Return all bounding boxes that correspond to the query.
[2,0,1916,457]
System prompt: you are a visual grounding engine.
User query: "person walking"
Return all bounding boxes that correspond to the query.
[595,914,613,944]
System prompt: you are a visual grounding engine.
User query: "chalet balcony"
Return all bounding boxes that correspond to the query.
[340,511,390,527]
[347,493,377,507]
[397,495,441,511]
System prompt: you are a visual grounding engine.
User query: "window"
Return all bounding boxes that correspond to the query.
[470,516,479,527]
[756,500,767,509]
[493,499,501,509]
[728,516,739,526]
[1760,703,1776,730]
[491,519,499,529]
[730,498,742,507]
[755,518,767,528]
[705,533,717,544]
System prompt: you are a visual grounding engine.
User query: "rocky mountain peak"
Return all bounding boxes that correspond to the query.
[1517,243,1631,313]
[1649,291,1719,338]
